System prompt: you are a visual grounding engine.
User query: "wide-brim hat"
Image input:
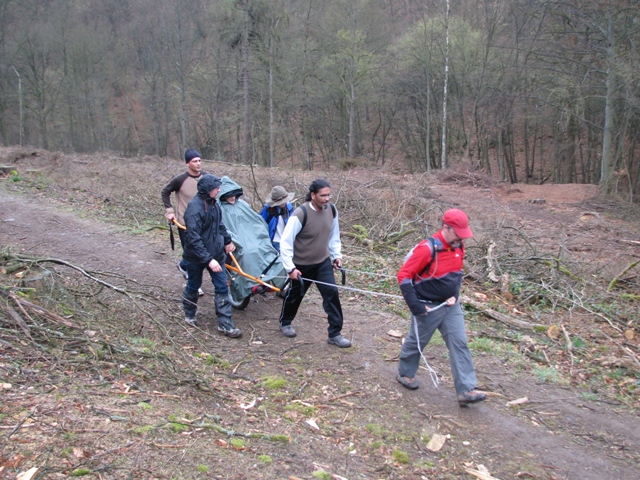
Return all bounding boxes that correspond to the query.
[266,186,294,207]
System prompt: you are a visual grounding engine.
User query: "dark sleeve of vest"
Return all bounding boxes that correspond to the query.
[161,173,187,208]
[399,279,427,317]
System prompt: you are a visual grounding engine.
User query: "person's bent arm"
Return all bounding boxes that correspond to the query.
[397,241,434,317]
[328,212,342,262]
[161,177,181,221]
[279,215,302,274]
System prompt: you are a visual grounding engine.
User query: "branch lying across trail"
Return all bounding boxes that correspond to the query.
[13,255,128,294]
[170,415,291,443]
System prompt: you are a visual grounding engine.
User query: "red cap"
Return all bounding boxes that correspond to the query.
[443,209,473,238]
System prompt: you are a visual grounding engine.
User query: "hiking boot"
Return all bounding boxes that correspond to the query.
[327,335,351,348]
[184,317,197,327]
[457,390,486,407]
[198,288,205,296]
[177,263,188,280]
[217,326,242,338]
[396,374,419,390]
[280,325,297,338]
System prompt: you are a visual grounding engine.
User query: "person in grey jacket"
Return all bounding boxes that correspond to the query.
[181,174,241,337]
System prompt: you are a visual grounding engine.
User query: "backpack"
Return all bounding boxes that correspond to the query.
[405,236,438,280]
[299,203,336,230]
[266,203,292,223]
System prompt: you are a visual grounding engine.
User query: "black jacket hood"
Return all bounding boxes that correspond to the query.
[197,174,222,198]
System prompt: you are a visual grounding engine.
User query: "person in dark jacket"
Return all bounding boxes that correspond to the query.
[161,148,207,296]
[259,186,295,252]
[181,174,241,337]
[395,209,485,407]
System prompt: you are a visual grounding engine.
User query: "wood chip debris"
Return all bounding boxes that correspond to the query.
[16,468,39,480]
[426,433,447,451]
[387,329,404,338]
[305,419,320,430]
[506,397,529,406]
[465,464,501,480]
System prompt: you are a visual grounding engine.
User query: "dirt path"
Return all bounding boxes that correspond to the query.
[2,189,639,480]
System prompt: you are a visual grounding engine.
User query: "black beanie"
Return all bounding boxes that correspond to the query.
[184,148,201,163]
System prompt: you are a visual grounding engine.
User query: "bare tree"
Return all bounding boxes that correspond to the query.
[440,0,450,169]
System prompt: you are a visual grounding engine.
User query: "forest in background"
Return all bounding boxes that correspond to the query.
[0,0,639,201]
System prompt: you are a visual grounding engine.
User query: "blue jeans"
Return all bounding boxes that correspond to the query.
[182,258,234,329]
[178,229,188,270]
[183,258,229,296]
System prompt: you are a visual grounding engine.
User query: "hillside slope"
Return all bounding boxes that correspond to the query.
[1,148,639,479]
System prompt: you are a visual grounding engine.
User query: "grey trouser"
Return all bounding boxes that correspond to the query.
[398,301,478,394]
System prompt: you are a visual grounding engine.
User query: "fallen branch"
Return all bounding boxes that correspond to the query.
[180,417,290,442]
[11,254,127,294]
[539,258,583,282]
[0,407,37,452]
[2,302,33,340]
[1,289,81,329]
[607,260,639,291]
[328,391,361,402]
[618,239,640,246]
[461,294,543,330]
[562,325,575,375]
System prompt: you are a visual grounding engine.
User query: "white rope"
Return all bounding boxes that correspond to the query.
[341,268,397,279]
[412,301,448,388]
[273,263,448,389]
[270,275,406,300]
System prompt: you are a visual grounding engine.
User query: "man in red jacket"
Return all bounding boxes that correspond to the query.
[395,209,486,407]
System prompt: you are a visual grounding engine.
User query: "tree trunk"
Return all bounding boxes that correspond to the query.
[440,0,450,170]
[348,78,356,158]
[268,22,276,168]
[176,4,186,152]
[242,0,250,164]
[600,15,614,190]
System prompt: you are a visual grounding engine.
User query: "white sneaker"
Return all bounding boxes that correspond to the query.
[185,317,197,326]
[198,288,205,296]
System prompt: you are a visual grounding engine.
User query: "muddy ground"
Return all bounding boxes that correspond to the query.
[1,148,639,480]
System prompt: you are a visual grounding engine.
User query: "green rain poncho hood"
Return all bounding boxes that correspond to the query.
[218,176,287,302]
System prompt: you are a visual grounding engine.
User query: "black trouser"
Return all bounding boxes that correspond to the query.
[278,257,344,338]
